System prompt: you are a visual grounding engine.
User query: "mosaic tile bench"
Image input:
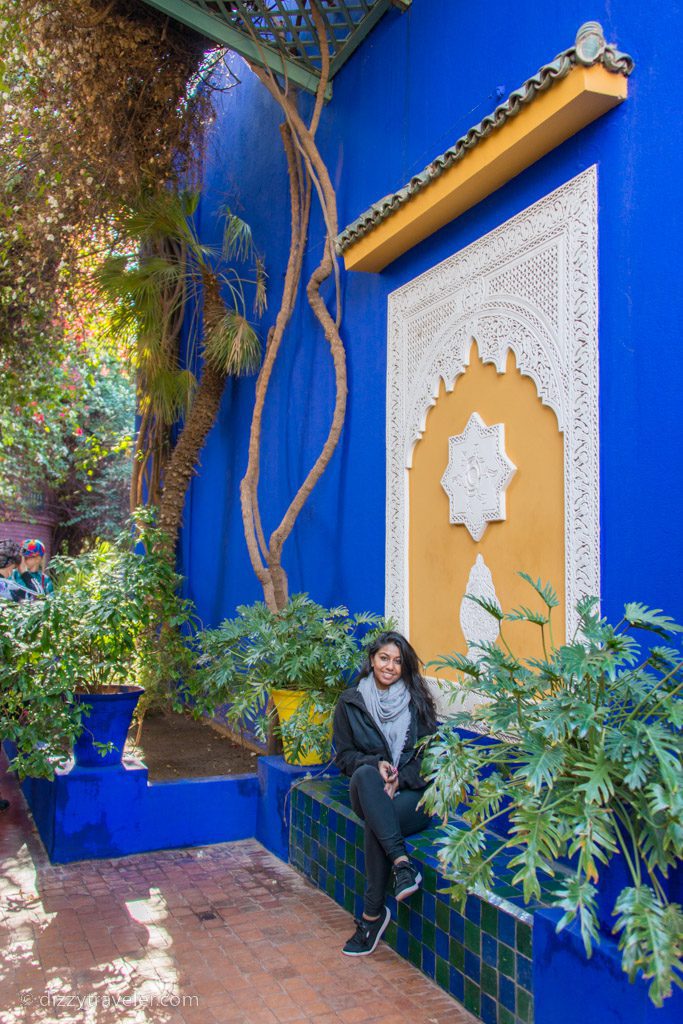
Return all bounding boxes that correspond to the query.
[290,775,565,1024]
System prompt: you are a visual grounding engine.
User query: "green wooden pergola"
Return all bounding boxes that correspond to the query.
[141,0,411,98]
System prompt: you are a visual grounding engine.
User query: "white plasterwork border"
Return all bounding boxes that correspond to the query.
[386,166,600,641]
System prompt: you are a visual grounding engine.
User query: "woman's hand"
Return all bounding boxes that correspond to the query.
[379,760,399,798]
[384,776,399,799]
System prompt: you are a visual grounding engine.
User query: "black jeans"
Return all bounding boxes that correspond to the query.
[349,763,432,917]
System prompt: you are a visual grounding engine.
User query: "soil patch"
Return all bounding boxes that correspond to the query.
[124,711,261,780]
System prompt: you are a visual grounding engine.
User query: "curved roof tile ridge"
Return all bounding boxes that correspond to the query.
[335,21,634,255]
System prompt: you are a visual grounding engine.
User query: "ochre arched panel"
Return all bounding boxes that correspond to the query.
[409,344,565,675]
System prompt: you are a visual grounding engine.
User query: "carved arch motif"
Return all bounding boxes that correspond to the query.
[386,166,599,638]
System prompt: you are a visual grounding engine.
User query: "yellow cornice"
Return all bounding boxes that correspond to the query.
[342,63,628,273]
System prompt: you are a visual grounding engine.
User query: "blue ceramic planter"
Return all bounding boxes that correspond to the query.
[73,687,143,767]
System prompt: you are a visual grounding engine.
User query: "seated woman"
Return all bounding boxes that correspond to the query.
[333,630,437,956]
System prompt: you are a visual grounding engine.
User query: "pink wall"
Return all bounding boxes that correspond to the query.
[0,512,57,563]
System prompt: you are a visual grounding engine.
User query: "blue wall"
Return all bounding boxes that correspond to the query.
[180,0,683,629]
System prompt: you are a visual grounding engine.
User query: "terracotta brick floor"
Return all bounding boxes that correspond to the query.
[0,758,476,1024]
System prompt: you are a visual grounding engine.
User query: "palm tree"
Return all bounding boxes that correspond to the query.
[99,189,265,555]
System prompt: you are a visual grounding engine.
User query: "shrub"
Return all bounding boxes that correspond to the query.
[421,574,683,1005]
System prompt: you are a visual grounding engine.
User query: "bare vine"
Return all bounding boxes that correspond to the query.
[239,1,347,612]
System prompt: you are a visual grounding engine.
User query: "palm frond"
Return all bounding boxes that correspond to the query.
[222,209,256,263]
[205,310,261,376]
[146,368,198,425]
[254,255,268,316]
[123,190,199,252]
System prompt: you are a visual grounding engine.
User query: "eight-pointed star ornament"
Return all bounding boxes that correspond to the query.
[440,412,516,541]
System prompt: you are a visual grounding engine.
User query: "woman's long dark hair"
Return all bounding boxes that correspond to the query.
[357,631,437,732]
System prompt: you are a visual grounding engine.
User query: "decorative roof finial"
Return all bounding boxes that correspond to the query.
[575,21,634,75]
[575,22,607,65]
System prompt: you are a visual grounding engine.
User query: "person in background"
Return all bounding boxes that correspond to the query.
[20,539,54,599]
[332,630,437,956]
[0,540,24,602]
[0,540,23,810]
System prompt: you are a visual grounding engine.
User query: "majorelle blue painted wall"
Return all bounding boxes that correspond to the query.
[179,0,683,631]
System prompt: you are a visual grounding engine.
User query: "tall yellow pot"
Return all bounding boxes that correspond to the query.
[270,688,331,766]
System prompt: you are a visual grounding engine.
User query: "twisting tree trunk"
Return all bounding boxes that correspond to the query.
[157,271,226,554]
[137,271,228,737]
[129,234,186,514]
[240,1,347,613]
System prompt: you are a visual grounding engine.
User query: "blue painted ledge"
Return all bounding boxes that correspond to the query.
[256,755,337,860]
[2,741,333,865]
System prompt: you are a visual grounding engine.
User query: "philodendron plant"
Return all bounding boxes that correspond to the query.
[420,573,683,1006]
[190,594,387,762]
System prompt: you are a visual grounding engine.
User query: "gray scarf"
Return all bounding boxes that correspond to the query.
[357,673,411,767]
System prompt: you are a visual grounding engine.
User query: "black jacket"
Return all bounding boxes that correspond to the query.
[332,685,432,791]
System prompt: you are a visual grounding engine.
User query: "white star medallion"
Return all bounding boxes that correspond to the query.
[440,413,516,541]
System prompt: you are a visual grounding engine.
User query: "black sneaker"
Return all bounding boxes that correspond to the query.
[394,861,421,901]
[342,906,391,956]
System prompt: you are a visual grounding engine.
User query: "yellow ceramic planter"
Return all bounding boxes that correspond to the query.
[270,688,331,766]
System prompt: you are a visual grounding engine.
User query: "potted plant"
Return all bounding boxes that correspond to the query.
[1,513,197,770]
[0,600,83,778]
[420,573,683,1006]
[189,594,386,764]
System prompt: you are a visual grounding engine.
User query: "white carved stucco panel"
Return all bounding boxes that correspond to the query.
[387,166,600,643]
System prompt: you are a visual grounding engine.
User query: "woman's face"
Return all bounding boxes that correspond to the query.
[370,642,403,689]
[24,555,41,573]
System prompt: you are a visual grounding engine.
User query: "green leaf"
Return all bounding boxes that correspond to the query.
[505,606,549,626]
[553,876,600,956]
[623,603,683,638]
[518,572,559,609]
[574,753,615,804]
[426,651,483,679]
[567,804,618,881]
[463,593,504,621]
[514,735,566,793]
[613,886,683,1005]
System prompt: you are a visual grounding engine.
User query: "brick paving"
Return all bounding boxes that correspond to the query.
[0,757,475,1024]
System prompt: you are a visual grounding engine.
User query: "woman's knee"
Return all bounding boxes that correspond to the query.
[394,790,432,836]
[349,763,382,810]
[350,763,381,794]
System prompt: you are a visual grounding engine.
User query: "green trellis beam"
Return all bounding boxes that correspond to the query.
[139,0,412,99]
[142,0,328,96]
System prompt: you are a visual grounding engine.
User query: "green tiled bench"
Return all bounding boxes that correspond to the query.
[290,776,561,1024]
